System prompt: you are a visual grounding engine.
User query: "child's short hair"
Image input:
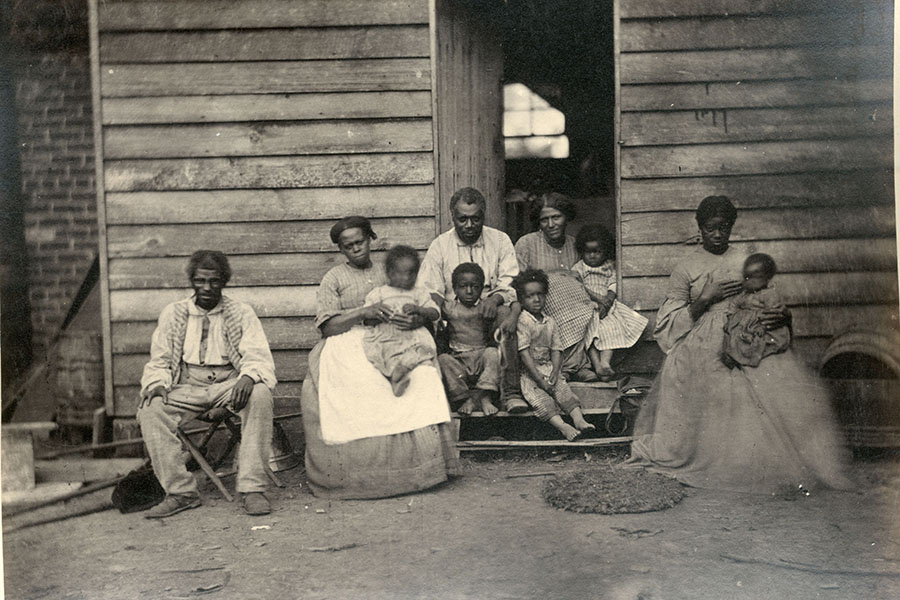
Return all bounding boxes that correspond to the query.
[512,269,549,298]
[451,262,485,289]
[575,224,616,260]
[744,253,777,279]
[385,245,420,273]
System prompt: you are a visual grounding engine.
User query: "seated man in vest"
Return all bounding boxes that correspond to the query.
[138,250,277,518]
[419,187,528,413]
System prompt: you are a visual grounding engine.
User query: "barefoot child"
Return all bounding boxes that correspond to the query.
[363,245,440,396]
[514,269,596,441]
[437,263,504,416]
[722,253,791,368]
[572,225,648,381]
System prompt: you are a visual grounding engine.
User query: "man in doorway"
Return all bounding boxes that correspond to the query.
[420,187,528,413]
[138,250,277,518]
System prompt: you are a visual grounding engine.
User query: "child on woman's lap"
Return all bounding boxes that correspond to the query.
[722,253,791,368]
[573,225,648,381]
[514,269,595,441]
[363,245,440,396]
[437,263,503,416]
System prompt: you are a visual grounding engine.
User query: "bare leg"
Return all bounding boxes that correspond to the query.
[548,415,581,441]
[569,407,595,432]
[473,389,499,416]
[595,348,615,381]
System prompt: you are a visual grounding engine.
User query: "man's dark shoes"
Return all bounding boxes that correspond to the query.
[242,492,271,516]
[144,493,201,519]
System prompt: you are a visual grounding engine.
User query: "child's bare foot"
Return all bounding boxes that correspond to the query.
[559,423,581,441]
[549,415,582,441]
[572,417,595,432]
[457,397,477,415]
[474,391,499,416]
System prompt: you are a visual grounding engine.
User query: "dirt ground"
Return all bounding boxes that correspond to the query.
[4,449,900,600]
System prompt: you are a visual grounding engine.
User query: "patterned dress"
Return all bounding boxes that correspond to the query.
[572,259,648,351]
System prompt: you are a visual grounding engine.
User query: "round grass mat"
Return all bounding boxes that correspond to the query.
[542,467,685,514]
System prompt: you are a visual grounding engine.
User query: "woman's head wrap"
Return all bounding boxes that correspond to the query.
[329,216,377,245]
[530,192,577,228]
[695,195,737,228]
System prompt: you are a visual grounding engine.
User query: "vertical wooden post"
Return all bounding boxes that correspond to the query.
[87,0,114,416]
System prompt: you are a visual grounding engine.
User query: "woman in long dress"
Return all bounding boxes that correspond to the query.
[300,216,460,499]
[627,196,852,494]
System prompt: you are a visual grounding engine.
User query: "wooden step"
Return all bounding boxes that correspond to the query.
[457,436,632,451]
[451,381,620,418]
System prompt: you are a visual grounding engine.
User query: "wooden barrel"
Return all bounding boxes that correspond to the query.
[54,330,104,427]
[820,328,900,448]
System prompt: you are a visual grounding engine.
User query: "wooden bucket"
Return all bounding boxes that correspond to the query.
[820,328,900,448]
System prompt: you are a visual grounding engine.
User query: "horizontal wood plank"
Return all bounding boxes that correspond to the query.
[113,350,308,386]
[637,304,900,340]
[104,119,433,159]
[621,138,892,178]
[100,26,430,62]
[107,217,436,258]
[100,59,432,97]
[620,105,891,147]
[112,317,322,353]
[620,79,893,112]
[104,152,435,191]
[110,287,318,321]
[620,205,896,245]
[101,91,433,125]
[620,171,894,212]
[112,382,305,417]
[623,271,899,311]
[109,252,387,289]
[620,11,890,52]
[99,0,430,30]
[620,46,890,85]
[619,0,889,19]
[106,186,434,224]
[620,238,899,278]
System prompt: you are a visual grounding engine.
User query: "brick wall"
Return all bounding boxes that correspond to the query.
[13,50,97,356]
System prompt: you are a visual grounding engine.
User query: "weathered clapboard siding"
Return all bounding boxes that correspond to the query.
[617,0,897,371]
[100,26,431,62]
[106,187,435,224]
[620,10,892,51]
[621,206,896,245]
[101,92,433,125]
[98,0,430,30]
[107,218,434,258]
[620,238,898,278]
[102,60,433,97]
[620,79,894,112]
[93,0,438,416]
[109,253,389,289]
[104,120,433,159]
[112,318,321,354]
[620,171,894,212]
[110,287,318,322]
[104,153,435,192]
